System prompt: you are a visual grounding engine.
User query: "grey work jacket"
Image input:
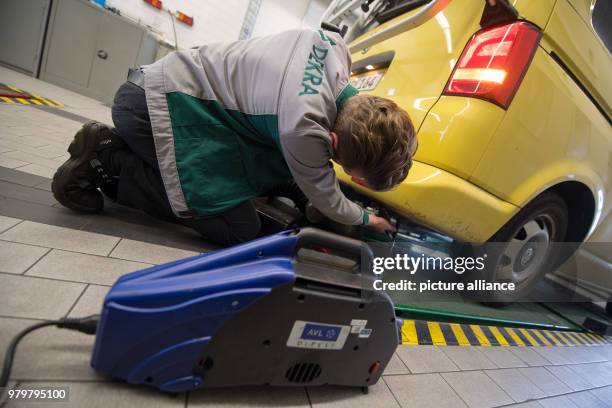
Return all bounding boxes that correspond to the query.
[142,28,365,225]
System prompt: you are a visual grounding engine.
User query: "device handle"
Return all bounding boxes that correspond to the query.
[295,228,373,273]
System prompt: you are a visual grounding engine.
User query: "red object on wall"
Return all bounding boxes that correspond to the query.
[176,11,194,26]
[143,0,162,10]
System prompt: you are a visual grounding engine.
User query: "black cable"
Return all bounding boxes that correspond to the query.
[0,315,100,388]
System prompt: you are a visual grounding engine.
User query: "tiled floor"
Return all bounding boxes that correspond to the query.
[1,67,612,408]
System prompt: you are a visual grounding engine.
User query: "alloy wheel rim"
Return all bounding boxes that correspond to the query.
[496,214,554,288]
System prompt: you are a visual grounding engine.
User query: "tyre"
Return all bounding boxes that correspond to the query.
[464,192,568,303]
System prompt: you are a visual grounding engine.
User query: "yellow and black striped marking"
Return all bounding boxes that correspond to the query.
[0,84,64,107]
[401,320,612,347]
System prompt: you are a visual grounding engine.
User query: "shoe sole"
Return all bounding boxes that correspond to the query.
[51,121,103,214]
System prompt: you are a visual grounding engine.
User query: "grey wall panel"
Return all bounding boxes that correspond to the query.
[87,12,144,103]
[0,0,50,75]
[43,0,101,88]
[135,31,161,69]
[39,0,159,104]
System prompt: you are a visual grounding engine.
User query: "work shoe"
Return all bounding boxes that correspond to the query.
[52,121,116,214]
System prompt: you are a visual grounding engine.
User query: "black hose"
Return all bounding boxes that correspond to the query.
[1,321,57,388]
[0,315,99,388]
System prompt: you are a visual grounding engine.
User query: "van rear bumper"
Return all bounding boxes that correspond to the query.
[335,160,519,243]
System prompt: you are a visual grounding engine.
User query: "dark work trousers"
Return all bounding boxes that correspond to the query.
[105,81,261,246]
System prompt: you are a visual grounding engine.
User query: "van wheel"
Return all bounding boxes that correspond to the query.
[466,192,568,303]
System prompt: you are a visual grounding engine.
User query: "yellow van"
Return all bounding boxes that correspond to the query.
[327,0,611,301]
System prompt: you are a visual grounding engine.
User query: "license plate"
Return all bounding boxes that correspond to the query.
[350,71,384,91]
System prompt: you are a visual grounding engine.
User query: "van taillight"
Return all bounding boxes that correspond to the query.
[443,21,541,109]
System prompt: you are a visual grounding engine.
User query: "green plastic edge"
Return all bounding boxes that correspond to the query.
[393,303,582,332]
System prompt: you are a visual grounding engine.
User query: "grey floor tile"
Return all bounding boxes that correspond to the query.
[0,180,57,206]
[38,142,69,155]
[0,215,21,232]
[109,239,199,264]
[0,195,208,253]
[545,365,595,391]
[190,386,310,407]
[34,179,52,191]
[569,363,612,387]
[563,346,608,364]
[479,347,527,368]
[590,385,612,405]
[1,134,45,147]
[0,220,120,256]
[26,249,151,285]
[442,370,513,408]
[82,214,213,253]
[441,347,496,370]
[1,125,36,137]
[395,345,459,374]
[6,381,183,408]
[308,383,398,408]
[532,347,572,365]
[577,347,612,363]
[511,347,552,367]
[538,396,578,408]
[384,373,467,408]
[15,163,55,178]
[22,136,55,148]
[0,141,63,159]
[0,155,28,168]
[518,367,572,397]
[3,149,64,169]
[485,368,546,402]
[35,131,73,144]
[508,402,543,408]
[68,285,109,317]
[0,274,85,319]
[0,317,101,381]
[567,391,609,407]
[0,133,48,149]
[598,346,612,361]
[0,240,48,274]
[0,167,47,187]
[383,352,410,375]
[595,346,612,360]
[0,197,91,230]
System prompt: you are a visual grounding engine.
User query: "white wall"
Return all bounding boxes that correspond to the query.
[104,0,332,47]
[251,0,310,38]
[251,0,332,39]
[302,0,332,28]
[105,0,249,48]
[251,0,333,39]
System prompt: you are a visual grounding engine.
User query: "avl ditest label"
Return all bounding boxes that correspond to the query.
[286,321,350,350]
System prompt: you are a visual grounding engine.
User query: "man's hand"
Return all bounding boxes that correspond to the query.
[367,214,396,234]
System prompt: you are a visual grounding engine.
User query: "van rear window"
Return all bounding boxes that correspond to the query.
[592,0,611,53]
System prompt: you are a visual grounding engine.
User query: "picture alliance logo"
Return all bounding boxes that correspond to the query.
[372,253,488,275]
